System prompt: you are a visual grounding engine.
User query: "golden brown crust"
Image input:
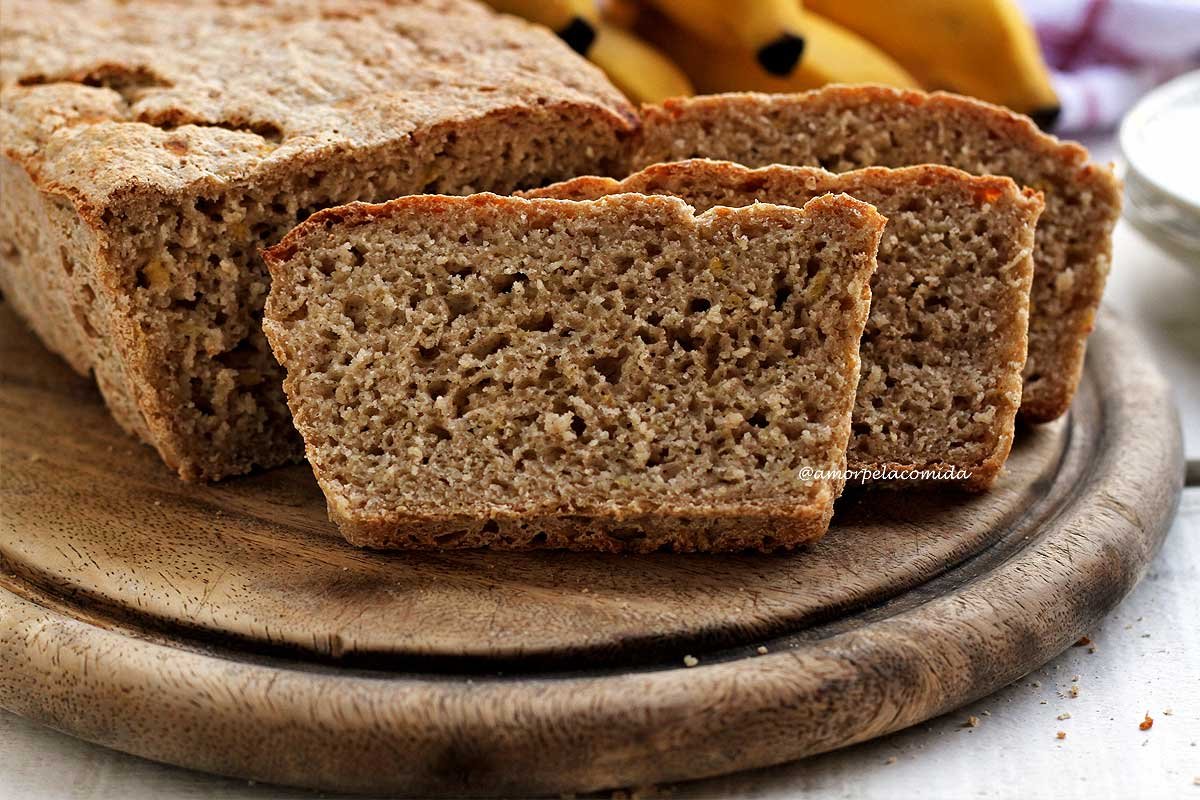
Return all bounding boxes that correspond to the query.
[0,0,637,480]
[634,86,1121,424]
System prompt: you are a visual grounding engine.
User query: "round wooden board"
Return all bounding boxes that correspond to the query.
[0,301,1183,796]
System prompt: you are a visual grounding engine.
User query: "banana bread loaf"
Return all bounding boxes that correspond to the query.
[261,193,885,552]
[634,86,1122,423]
[0,0,636,480]
[528,160,1043,489]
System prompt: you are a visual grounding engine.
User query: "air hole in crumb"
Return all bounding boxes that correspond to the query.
[672,332,697,353]
[446,293,476,321]
[773,286,791,311]
[194,196,225,222]
[429,425,451,442]
[470,333,510,359]
[593,353,626,383]
[689,298,711,314]
[427,380,448,400]
[493,271,527,293]
[570,415,586,436]
[748,411,768,428]
[72,305,98,338]
[59,246,74,276]
[636,327,659,345]
[805,256,822,282]
[481,520,499,534]
[519,312,554,332]
[417,344,442,362]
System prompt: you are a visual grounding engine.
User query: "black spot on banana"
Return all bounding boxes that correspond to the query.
[483,0,600,56]
[757,33,806,77]
[643,0,809,78]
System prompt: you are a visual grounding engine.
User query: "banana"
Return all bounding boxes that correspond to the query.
[805,0,1060,126]
[597,0,641,29]
[641,0,808,76]
[483,0,600,55]
[587,22,694,104]
[636,7,919,94]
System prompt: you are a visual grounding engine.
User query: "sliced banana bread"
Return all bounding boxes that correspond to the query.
[528,160,1043,489]
[261,193,885,552]
[0,0,636,480]
[635,86,1122,423]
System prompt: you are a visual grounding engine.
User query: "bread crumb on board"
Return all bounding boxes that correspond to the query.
[963,715,980,728]
[1056,731,1067,740]
[1139,712,1154,731]
[682,655,699,668]
[755,646,769,655]
[1057,712,1072,721]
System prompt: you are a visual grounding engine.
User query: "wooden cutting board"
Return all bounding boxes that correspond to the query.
[0,300,1183,796]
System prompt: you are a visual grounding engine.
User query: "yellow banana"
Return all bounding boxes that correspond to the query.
[641,0,808,76]
[636,8,919,94]
[805,0,1060,126]
[483,0,600,55]
[587,22,694,104]
[597,0,641,29]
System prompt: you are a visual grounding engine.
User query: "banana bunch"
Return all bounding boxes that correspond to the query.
[804,0,1060,126]
[485,0,1059,128]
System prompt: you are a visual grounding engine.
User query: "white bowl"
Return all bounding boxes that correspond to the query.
[1118,70,1200,266]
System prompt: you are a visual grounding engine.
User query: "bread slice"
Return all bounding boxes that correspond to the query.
[262,193,885,552]
[527,160,1043,489]
[634,86,1122,423]
[0,0,636,480]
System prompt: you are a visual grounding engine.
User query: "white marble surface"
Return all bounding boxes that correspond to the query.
[2,175,1197,800]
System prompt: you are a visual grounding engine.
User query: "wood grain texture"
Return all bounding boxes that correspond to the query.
[0,300,1183,796]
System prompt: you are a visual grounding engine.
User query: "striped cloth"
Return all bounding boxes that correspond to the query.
[1019,0,1200,132]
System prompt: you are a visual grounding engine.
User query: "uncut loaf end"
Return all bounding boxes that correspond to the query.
[528,160,1044,489]
[0,0,636,480]
[635,86,1121,423]
[262,193,885,552]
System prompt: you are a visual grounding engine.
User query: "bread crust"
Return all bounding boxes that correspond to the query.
[635,85,1121,424]
[0,0,637,480]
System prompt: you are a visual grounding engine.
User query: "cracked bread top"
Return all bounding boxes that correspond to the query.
[0,0,637,209]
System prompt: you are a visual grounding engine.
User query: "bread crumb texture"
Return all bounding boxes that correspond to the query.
[530,160,1043,489]
[636,86,1122,423]
[0,0,635,480]
[263,193,884,552]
